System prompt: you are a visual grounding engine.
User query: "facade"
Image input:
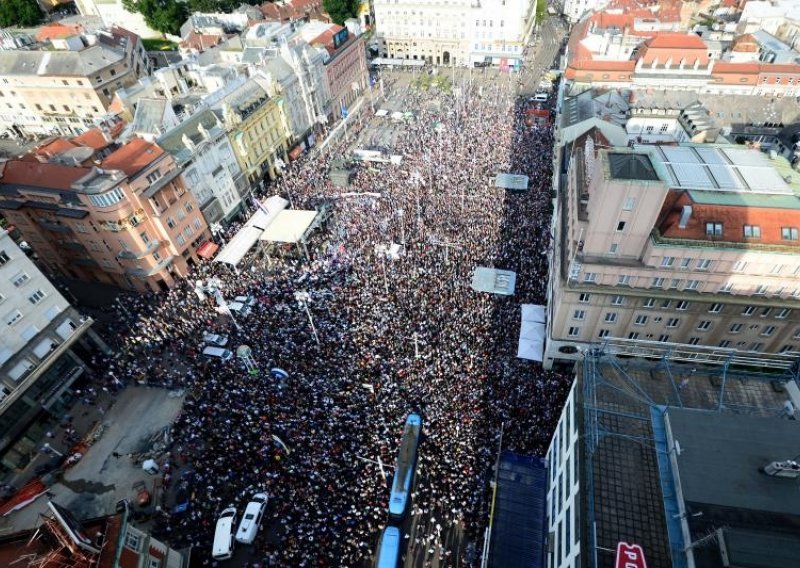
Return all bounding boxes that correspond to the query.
[0,137,210,293]
[545,138,800,369]
[0,231,108,474]
[158,109,249,225]
[373,0,535,67]
[215,79,290,188]
[74,0,161,39]
[0,27,149,138]
[545,342,800,568]
[305,25,369,120]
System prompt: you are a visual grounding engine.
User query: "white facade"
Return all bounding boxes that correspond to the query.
[0,233,71,391]
[545,380,581,568]
[374,0,535,66]
[74,0,162,39]
[560,0,609,25]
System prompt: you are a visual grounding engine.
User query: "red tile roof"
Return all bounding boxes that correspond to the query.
[712,61,760,73]
[101,139,164,177]
[35,22,84,42]
[179,31,224,52]
[260,0,330,22]
[646,32,707,50]
[0,160,91,190]
[72,122,125,150]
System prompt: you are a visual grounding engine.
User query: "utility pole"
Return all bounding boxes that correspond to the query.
[294,291,320,346]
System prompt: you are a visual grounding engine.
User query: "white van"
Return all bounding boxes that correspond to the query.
[533,92,549,102]
[202,346,233,361]
[212,507,237,560]
[202,332,229,347]
[227,302,251,317]
[235,493,269,544]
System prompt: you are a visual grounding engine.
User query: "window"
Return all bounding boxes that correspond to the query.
[670,279,682,290]
[697,320,712,331]
[618,275,632,286]
[578,293,591,303]
[623,197,636,211]
[611,295,625,306]
[175,234,186,246]
[688,337,701,345]
[568,326,580,337]
[125,531,141,552]
[148,559,161,568]
[666,318,680,328]
[732,261,747,272]
[776,308,791,319]
[573,310,585,320]
[719,340,732,348]
[658,334,670,342]
[676,301,690,311]
[761,325,776,337]
[635,315,648,325]
[760,307,772,317]
[781,227,799,241]
[604,312,617,323]
[709,303,725,313]
[749,342,764,352]
[11,272,30,287]
[643,298,656,308]
[628,332,639,339]
[730,323,743,333]
[705,222,723,236]
[609,243,618,254]
[661,299,672,308]
[140,231,150,244]
[598,329,610,338]
[719,282,734,293]
[651,277,665,288]
[680,258,691,269]
[661,256,675,267]
[583,272,597,283]
[28,290,46,305]
[88,187,125,208]
[166,217,176,229]
[146,169,162,184]
[779,345,796,354]
[185,202,194,213]
[5,310,23,326]
[616,221,626,231]
[193,219,202,231]
[686,280,700,291]
[742,306,755,315]
[743,225,761,238]
[770,264,784,275]
[0,250,9,265]
[697,259,712,270]
[754,284,768,295]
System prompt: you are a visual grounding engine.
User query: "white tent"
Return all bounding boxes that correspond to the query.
[214,196,288,267]
[518,304,546,361]
[471,267,517,296]
[259,210,318,244]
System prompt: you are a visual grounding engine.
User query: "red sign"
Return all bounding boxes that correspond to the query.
[615,542,647,568]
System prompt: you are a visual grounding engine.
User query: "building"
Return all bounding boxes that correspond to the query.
[302,23,369,120]
[73,0,161,39]
[158,109,249,225]
[373,0,535,67]
[544,340,800,568]
[214,78,290,188]
[0,27,149,138]
[0,231,109,474]
[0,136,210,293]
[0,500,188,567]
[545,139,800,369]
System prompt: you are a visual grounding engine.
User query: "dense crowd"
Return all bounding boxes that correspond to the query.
[95,72,571,566]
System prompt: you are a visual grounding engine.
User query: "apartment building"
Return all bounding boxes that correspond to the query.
[215,78,290,188]
[0,136,210,293]
[373,0,534,67]
[545,136,800,369]
[0,231,109,473]
[0,27,149,138]
[544,342,800,568]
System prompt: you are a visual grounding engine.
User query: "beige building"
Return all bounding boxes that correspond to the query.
[0,134,210,293]
[0,27,149,138]
[545,133,800,369]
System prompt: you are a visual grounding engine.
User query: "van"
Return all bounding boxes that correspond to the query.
[227,302,251,317]
[533,92,549,102]
[235,492,269,544]
[212,507,237,560]
[202,332,229,347]
[202,346,233,361]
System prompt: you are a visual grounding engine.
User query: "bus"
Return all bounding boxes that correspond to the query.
[388,413,423,521]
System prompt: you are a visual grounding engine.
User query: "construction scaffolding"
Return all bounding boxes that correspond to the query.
[581,338,800,568]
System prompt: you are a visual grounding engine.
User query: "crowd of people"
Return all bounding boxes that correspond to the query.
[92,70,572,566]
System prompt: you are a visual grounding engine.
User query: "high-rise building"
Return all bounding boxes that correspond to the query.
[0,27,149,138]
[0,230,108,473]
[0,136,210,293]
[544,341,800,568]
[545,135,800,369]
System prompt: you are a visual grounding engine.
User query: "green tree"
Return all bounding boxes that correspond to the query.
[123,0,188,36]
[0,0,43,28]
[322,0,359,25]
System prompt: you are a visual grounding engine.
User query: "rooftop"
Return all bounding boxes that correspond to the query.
[101,139,164,178]
[0,44,125,77]
[607,152,660,180]
[0,160,91,191]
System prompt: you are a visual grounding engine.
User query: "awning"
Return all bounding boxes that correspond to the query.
[517,304,546,361]
[214,195,288,267]
[259,210,319,244]
[196,241,219,259]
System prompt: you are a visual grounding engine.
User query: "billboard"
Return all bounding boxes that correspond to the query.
[333,28,349,49]
[615,542,647,568]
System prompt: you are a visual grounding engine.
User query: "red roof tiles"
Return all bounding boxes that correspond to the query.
[101,139,164,177]
[0,160,91,190]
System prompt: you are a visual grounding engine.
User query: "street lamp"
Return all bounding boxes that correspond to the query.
[41,443,64,458]
[294,291,320,346]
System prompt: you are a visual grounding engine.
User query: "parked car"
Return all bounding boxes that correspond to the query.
[202,332,229,347]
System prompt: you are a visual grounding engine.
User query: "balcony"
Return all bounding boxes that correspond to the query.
[118,239,161,260]
[38,220,73,233]
[651,229,799,254]
[74,257,100,267]
[126,255,174,277]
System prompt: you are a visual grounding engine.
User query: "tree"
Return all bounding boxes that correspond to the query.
[322,0,359,26]
[0,0,43,28]
[123,0,188,36]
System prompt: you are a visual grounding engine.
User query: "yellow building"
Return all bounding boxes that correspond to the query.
[216,78,290,190]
